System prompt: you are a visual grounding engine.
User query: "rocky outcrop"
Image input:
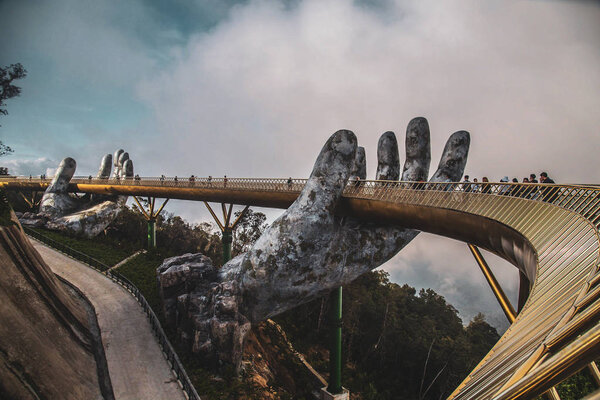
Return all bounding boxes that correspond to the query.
[242,320,327,399]
[157,253,325,397]
[0,190,110,399]
[157,253,251,370]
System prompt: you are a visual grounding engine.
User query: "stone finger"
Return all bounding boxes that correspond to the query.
[117,151,129,177]
[113,149,124,177]
[430,131,470,182]
[401,117,431,182]
[122,159,134,178]
[46,157,76,193]
[350,146,366,180]
[96,154,112,178]
[376,131,400,181]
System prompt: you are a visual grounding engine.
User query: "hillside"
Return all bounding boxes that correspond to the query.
[0,190,111,399]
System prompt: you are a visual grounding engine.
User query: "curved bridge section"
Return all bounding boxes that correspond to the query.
[3,176,600,399]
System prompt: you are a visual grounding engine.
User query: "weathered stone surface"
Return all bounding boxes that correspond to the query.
[403,117,431,182]
[350,146,366,180]
[157,253,218,327]
[157,118,471,370]
[39,157,78,217]
[376,131,400,180]
[19,151,134,238]
[0,196,108,399]
[97,154,112,178]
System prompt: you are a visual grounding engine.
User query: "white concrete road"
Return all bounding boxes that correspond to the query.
[32,240,186,400]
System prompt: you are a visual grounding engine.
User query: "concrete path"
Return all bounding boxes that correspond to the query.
[32,240,186,400]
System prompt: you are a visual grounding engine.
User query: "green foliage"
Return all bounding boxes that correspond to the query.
[555,368,596,400]
[29,226,134,266]
[0,141,13,157]
[155,212,222,264]
[0,63,27,133]
[275,270,501,400]
[0,63,27,114]
[104,204,223,264]
[115,251,164,313]
[232,208,267,256]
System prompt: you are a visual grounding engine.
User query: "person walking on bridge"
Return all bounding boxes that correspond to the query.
[462,175,472,192]
[481,177,492,194]
[540,172,559,203]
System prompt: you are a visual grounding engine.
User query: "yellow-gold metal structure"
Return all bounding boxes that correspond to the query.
[468,243,517,324]
[3,175,600,399]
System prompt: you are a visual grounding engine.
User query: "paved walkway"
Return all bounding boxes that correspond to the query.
[32,241,185,400]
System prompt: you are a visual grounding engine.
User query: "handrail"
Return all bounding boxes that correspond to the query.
[23,226,201,400]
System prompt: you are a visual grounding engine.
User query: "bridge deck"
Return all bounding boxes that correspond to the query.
[4,176,600,399]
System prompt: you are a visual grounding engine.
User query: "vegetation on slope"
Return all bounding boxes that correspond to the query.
[28,226,134,266]
[275,271,501,400]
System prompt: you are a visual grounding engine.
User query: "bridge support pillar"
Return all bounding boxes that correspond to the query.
[204,202,249,265]
[19,191,41,211]
[133,196,169,250]
[468,244,516,323]
[147,219,156,249]
[327,286,345,395]
[222,229,232,263]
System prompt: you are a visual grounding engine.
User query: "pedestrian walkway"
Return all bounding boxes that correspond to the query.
[32,241,185,400]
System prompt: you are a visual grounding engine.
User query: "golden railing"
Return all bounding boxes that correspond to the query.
[2,175,600,399]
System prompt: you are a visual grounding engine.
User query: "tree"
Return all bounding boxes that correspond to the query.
[0,63,27,118]
[0,142,13,157]
[232,208,267,256]
[0,63,27,158]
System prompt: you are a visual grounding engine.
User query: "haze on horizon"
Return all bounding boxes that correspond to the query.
[1,0,599,330]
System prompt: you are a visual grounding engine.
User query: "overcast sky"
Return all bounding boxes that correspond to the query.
[2,0,599,330]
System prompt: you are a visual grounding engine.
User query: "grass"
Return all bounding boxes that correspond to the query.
[115,250,165,315]
[29,227,137,266]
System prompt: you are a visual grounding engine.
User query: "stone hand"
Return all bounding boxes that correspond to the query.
[32,149,133,237]
[234,117,470,322]
[158,117,469,369]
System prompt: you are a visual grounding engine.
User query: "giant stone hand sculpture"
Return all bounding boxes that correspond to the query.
[21,149,133,237]
[157,117,470,369]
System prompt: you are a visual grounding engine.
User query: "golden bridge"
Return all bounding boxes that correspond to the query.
[3,175,600,400]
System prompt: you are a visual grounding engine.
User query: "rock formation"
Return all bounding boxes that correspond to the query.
[19,150,133,238]
[0,189,111,399]
[157,118,470,370]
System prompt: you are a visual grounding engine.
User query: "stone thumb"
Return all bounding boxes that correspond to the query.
[46,157,76,193]
[294,130,357,215]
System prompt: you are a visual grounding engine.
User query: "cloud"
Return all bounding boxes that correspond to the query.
[136,0,600,183]
[1,157,57,177]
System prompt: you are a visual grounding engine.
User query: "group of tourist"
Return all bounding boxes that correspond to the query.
[461,172,559,202]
